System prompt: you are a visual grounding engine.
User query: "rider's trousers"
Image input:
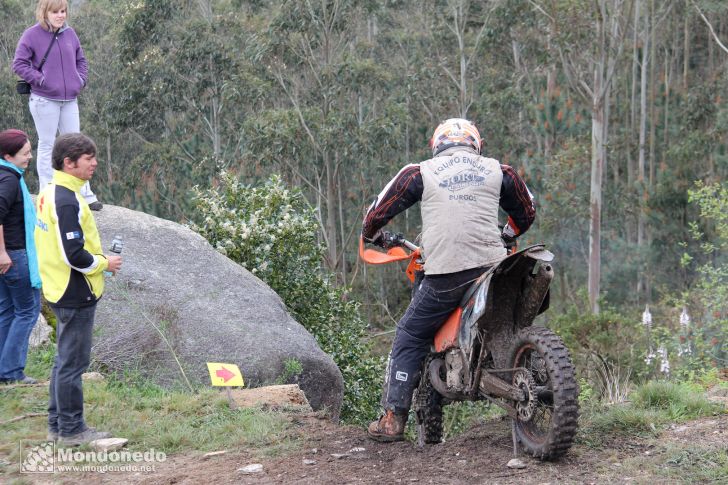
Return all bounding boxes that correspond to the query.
[381,265,487,414]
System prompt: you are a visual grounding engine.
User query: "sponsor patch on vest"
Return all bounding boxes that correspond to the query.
[65,231,81,240]
[395,371,408,382]
[439,169,486,192]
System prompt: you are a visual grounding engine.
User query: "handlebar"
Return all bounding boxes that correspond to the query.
[380,231,419,252]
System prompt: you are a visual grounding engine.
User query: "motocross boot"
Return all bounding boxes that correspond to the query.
[367,410,408,442]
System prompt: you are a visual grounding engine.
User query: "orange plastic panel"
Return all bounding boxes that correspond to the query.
[434,307,463,352]
[405,251,423,282]
[359,238,412,264]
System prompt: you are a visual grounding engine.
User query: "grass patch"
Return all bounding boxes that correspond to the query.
[577,379,723,447]
[631,381,719,419]
[620,443,728,484]
[660,445,728,483]
[22,344,55,382]
[1,347,304,479]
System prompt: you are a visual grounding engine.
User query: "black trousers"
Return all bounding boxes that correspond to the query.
[381,266,486,413]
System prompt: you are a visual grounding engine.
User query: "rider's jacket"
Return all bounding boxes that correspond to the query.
[363,146,535,275]
[35,170,109,307]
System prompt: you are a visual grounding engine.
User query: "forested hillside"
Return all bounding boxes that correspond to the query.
[1,0,725,387]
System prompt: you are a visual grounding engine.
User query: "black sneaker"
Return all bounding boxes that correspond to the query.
[88,202,103,211]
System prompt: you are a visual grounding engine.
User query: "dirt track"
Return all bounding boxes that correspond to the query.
[50,412,726,485]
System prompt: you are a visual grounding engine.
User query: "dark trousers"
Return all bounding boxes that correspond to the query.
[48,304,96,437]
[381,266,486,413]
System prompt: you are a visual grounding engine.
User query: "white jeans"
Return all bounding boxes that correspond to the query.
[28,95,97,203]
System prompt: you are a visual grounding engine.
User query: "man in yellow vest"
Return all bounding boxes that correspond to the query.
[35,133,122,446]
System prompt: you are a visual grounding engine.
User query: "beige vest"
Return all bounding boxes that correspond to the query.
[419,147,505,274]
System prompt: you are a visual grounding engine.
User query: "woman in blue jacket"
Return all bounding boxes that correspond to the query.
[12,0,101,210]
[0,129,42,385]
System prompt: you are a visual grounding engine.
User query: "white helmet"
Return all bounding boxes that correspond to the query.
[429,118,482,156]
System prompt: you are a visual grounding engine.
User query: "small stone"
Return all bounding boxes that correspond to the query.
[506,458,527,469]
[90,438,128,452]
[349,447,366,453]
[311,448,318,454]
[303,459,316,465]
[203,451,227,459]
[82,372,105,381]
[238,464,263,474]
[330,453,349,459]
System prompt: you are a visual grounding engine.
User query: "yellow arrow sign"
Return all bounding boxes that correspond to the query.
[206,362,244,387]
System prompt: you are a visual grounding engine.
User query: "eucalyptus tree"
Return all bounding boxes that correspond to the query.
[533,0,634,313]
[96,0,263,219]
[245,0,406,278]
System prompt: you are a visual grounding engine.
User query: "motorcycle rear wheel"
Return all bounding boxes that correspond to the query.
[509,326,579,460]
[413,358,444,444]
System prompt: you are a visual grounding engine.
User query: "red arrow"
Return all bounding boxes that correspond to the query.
[216,367,235,383]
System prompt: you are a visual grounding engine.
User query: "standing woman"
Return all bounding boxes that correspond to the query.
[0,130,42,385]
[12,0,102,211]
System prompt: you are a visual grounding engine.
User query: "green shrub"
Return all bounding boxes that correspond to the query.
[585,404,665,437]
[192,172,383,424]
[631,381,719,420]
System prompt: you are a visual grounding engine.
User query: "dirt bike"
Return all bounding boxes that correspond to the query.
[360,233,579,460]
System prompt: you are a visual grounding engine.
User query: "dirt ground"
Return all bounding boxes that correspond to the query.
[34,411,726,485]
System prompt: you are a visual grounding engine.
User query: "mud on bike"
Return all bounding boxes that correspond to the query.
[360,233,579,460]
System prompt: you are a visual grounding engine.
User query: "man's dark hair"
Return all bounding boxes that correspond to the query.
[52,133,97,170]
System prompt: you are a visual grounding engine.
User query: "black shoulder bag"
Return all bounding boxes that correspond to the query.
[16,29,58,95]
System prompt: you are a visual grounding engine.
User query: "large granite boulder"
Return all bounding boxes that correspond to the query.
[90,205,344,419]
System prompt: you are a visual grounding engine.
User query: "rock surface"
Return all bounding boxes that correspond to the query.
[229,384,311,410]
[90,205,344,418]
[91,438,128,452]
[29,314,52,348]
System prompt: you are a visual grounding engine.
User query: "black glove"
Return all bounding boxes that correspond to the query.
[366,230,403,249]
[502,233,517,251]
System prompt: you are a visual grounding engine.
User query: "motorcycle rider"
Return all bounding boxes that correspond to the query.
[362,118,535,442]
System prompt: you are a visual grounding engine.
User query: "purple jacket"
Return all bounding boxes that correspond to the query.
[13,23,88,101]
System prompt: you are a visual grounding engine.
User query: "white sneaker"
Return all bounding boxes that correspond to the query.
[59,428,112,446]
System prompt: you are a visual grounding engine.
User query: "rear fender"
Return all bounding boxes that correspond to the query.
[464,245,554,368]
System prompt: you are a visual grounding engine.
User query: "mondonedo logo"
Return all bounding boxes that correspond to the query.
[20,440,166,474]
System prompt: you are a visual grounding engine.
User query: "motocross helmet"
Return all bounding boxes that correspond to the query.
[429,118,482,156]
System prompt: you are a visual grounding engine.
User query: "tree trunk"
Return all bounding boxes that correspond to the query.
[637,6,649,300]
[683,7,690,91]
[324,151,338,274]
[629,0,641,188]
[588,80,605,315]
[648,0,656,187]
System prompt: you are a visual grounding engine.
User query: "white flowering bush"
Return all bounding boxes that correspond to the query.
[192,173,383,424]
